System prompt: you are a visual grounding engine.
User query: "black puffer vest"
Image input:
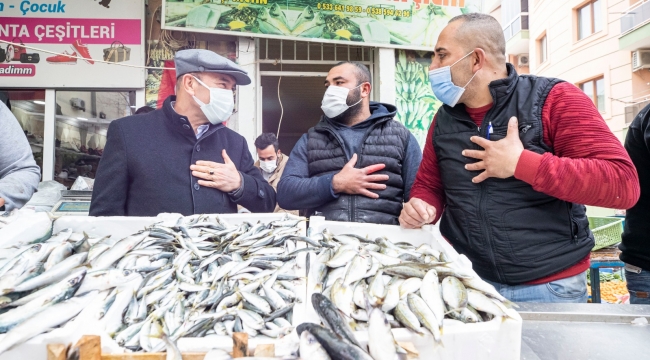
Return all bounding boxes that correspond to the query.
[433,64,594,285]
[306,114,410,225]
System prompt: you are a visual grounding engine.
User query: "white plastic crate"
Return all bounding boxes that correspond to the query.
[305,216,522,360]
[0,213,307,359]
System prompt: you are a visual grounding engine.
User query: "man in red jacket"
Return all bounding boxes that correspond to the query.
[400,13,640,302]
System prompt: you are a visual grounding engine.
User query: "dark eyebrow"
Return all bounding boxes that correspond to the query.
[435,47,446,53]
[325,76,345,85]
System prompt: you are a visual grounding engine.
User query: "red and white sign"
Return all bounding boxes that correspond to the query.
[0,0,144,88]
[0,64,35,76]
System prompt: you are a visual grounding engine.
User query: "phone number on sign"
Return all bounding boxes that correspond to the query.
[366,6,411,17]
[317,3,362,13]
[316,3,411,17]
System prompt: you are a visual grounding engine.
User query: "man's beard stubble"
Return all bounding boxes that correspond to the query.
[330,86,362,125]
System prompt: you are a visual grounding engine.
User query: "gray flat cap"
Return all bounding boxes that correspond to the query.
[175,49,251,85]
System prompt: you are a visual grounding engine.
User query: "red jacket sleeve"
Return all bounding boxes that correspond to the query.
[409,115,446,223]
[514,82,640,209]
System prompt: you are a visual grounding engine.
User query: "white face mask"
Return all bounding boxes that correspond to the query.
[259,159,278,173]
[321,84,363,119]
[191,76,234,125]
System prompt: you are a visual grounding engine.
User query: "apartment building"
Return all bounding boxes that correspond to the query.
[485,0,650,142]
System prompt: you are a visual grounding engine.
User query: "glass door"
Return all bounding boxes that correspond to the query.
[53,90,135,188]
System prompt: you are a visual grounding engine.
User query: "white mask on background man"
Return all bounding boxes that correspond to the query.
[259,159,278,173]
[192,76,234,124]
[320,84,363,118]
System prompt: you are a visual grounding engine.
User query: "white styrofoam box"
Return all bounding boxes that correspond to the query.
[0,213,306,359]
[305,217,522,360]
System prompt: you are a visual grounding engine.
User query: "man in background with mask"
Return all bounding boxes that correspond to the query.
[277,61,422,224]
[90,49,276,216]
[400,14,640,302]
[252,133,297,214]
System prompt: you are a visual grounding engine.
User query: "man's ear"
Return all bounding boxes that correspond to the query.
[183,75,197,96]
[473,48,487,71]
[363,82,372,98]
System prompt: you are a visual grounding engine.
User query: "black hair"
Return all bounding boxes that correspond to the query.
[135,106,154,115]
[332,61,372,86]
[255,133,280,152]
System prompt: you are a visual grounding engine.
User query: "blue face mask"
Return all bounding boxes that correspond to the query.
[429,51,479,107]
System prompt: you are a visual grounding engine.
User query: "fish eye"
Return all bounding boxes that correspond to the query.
[123,270,133,276]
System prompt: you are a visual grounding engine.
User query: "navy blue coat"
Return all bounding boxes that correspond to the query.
[89,96,276,216]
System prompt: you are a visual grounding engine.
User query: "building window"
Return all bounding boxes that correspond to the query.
[578,0,603,40]
[579,77,605,112]
[538,34,547,64]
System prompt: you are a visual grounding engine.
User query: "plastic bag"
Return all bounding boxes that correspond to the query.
[71,177,95,191]
[23,180,67,211]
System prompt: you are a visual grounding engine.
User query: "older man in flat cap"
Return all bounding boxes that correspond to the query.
[90,49,276,216]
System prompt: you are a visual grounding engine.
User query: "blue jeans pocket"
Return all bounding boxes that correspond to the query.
[625,269,650,305]
[546,273,587,299]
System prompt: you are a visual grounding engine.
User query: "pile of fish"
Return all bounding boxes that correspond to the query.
[304,229,518,345]
[0,214,308,355]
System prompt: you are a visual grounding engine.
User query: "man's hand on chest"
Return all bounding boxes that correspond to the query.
[462,116,525,183]
[190,149,242,192]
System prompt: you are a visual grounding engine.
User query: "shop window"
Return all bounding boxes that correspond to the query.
[538,34,548,65]
[579,77,605,112]
[0,90,46,179]
[54,91,135,188]
[577,0,603,40]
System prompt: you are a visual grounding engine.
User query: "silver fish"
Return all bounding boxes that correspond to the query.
[325,248,358,268]
[407,293,442,343]
[343,254,368,286]
[311,293,362,349]
[296,323,372,360]
[0,268,86,333]
[330,278,354,317]
[368,305,399,360]
[43,242,73,271]
[11,252,87,293]
[115,321,145,346]
[0,291,96,355]
[77,268,142,296]
[352,281,368,308]
[368,270,386,305]
[441,276,468,311]
[300,330,331,360]
[393,300,423,335]
[98,289,119,320]
[420,269,445,327]
[104,288,134,337]
[398,277,422,299]
[90,231,149,270]
[467,289,509,318]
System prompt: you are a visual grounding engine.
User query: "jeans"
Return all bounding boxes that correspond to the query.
[625,264,650,305]
[484,272,588,303]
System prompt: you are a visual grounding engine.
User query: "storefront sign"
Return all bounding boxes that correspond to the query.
[162,0,481,50]
[0,0,144,88]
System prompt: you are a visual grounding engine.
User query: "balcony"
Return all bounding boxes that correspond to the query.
[503,15,530,55]
[625,98,650,124]
[619,0,650,51]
